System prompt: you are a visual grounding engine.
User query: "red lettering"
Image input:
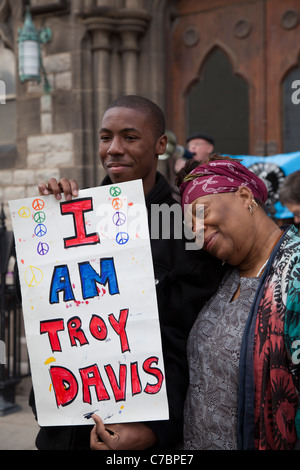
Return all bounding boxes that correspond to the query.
[40,319,64,352]
[131,362,142,396]
[50,366,78,407]
[79,364,109,404]
[60,198,100,248]
[89,315,107,341]
[108,308,130,353]
[105,364,127,402]
[143,357,164,394]
[67,316,89,347]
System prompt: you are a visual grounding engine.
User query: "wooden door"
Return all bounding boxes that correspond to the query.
[166,0,300,156]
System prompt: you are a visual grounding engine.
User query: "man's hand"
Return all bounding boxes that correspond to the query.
[90,414,157,450]
[38,178,79,201]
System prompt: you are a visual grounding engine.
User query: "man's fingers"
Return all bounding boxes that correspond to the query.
[37,178,79,201]
[59,178,78,200]
[90,424,110,450]
[38,183,50,196]
[91,414,119,450]
[68,179,79,197]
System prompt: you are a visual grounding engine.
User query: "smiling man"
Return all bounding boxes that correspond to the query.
[99,98,166,195]
[34,95,223,451]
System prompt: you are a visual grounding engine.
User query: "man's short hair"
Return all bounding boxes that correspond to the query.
[106,95,166,141]
[279,170,300,204]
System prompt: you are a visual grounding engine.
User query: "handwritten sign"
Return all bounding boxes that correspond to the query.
[9,180,169,426]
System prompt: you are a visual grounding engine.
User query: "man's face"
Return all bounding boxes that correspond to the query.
[187,138,213,162]
[99,107,166,194]
[284,202,300,225]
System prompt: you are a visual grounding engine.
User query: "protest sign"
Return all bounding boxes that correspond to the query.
[9,180,169,426]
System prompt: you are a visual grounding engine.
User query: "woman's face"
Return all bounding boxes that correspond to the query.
[190,190,255,265]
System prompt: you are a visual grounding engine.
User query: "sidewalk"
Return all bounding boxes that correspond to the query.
[0,376,39,450]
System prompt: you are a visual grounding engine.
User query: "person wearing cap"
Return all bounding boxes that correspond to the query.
[186,133,215,162]
[176,154,300,450]
[173,133,215,176]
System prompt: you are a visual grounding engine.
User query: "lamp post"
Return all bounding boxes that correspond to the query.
[18,7,52,93]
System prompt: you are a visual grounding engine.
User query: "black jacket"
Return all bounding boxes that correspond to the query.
[32,172,223,450]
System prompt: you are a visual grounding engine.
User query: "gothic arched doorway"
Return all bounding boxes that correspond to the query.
[186,47,249,155]
[167,0,300,156]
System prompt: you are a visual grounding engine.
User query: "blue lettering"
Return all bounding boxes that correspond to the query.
[79,258,119,299]
[50,265,75,304]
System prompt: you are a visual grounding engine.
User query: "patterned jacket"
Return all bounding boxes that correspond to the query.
[238,225,300,450]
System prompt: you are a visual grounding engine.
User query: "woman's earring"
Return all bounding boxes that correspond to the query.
[248,204,253,215]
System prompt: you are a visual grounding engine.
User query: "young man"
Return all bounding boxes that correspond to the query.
[34,95,223,450]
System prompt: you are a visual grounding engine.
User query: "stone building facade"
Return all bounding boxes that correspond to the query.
[2,0,300,229]
[0,0,172,228]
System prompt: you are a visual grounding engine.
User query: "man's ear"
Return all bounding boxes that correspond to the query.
[155,134,168,155]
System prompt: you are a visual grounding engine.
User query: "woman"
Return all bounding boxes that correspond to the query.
[176,155,300,450]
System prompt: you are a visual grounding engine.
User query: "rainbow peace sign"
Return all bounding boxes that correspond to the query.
[18,207,31,218]
[32,199,45,211]
[34,211,46,224]
[37,242,50,256]
[110,186,121,197]
[112,198,123,210]
[116,232,129,245]
[112,212,126,227]
[34,224,47,237]
[25,266,43,287]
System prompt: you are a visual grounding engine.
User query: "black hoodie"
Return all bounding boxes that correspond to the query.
[33,172,223,450]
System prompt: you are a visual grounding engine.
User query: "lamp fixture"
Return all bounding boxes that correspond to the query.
[18,6,52,93]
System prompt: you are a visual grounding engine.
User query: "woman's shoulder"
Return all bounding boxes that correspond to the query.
[275,225,300,265]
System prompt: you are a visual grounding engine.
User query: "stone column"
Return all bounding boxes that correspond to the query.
[84,18,114,126]
[119,24,140,94]
[83,17,114,183]
[118,15,151,95]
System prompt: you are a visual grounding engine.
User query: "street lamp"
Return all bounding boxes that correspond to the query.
[18,7,52,93]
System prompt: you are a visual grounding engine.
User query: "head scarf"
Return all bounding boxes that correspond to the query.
[180,159,268,209]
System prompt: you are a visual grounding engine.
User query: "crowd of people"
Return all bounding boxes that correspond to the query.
[31,95,300,451]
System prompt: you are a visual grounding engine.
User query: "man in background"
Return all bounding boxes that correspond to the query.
[279,170,300,231]
[186,133,214,163]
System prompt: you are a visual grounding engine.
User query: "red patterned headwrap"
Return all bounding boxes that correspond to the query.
[180,160,268,209]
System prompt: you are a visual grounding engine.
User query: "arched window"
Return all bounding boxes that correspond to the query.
[282,65,300,153]
[186,48,249,155]
[0,37,16,147]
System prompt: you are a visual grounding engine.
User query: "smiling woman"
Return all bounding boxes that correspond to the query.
[176,154,300,450]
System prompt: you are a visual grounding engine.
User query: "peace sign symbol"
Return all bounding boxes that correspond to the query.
[37,242,49,256]
[110,186,121,197]
[25,265,43,287]
[32,199,45,211]
[34,211,46,224]
[112,198,123,210]
[112,211,126,227]
[116,232,129,245]
[34,224,47,237]
[18,207,31,218]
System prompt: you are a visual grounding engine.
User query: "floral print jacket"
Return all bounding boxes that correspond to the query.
[238,225,300,450]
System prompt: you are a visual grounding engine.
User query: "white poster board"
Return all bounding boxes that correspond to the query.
[9,180,169,426]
